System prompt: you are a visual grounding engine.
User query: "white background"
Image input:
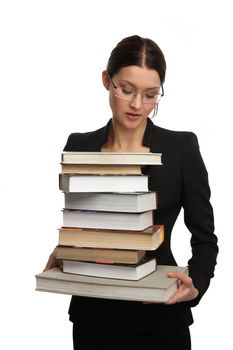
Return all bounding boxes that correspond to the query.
[0,0,232,348]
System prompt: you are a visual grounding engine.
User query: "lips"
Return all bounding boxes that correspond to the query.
[126,113,141,117]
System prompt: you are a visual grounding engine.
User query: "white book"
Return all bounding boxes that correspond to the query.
[59,174,149,193]
[62,209,153,231]
[63,257,156,281]
[64,192,157,212]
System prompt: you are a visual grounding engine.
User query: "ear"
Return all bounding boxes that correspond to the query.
[102,70,110,90]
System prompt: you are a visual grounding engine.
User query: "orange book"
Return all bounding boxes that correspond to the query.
[58,225,164,251]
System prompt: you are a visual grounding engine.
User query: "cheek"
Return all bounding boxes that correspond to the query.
[109,95,124,113]
[145,104,155,116]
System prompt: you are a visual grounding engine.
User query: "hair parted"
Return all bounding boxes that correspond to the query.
[107,35,166,84]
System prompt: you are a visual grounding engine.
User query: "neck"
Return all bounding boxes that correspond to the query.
[106,118,148,152]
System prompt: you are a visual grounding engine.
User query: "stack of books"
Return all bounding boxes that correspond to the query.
[36,151,189,302]
[57,151,164,281]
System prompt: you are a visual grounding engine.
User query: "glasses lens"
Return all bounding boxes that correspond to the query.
[115,87,135,101]
[115,87,163,104]
[143,92,162,104]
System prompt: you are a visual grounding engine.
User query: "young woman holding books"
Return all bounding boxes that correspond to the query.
[44,35,218,349]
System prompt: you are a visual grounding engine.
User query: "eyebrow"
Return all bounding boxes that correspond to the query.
[119,79,160,91]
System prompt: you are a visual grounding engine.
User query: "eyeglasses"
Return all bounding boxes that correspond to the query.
[107,72,164,104]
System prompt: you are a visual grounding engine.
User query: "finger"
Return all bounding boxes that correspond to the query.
[165,288,181,304]
[167,271,192,286]
[165,286,191,304]
[43,254,58,271]
[165,284,199,304]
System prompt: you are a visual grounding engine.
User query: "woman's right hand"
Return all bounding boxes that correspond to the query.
[43,248,62,271]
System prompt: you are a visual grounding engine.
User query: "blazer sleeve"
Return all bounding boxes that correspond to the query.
[181,133,218,307]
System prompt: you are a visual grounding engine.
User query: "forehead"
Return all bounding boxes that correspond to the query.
[113,66,160,88]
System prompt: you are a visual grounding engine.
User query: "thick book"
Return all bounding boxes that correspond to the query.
[59,174,149,193]
[35,265,188,302]
[62,257,156,281]
[58,225,164,250]
[62,209,153,231]
[61,163,142,175]
[61,152,162,165]
[56,246,146,264]
[64,192,157,213]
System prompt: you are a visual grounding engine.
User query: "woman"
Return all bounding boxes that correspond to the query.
[45,35,218,349]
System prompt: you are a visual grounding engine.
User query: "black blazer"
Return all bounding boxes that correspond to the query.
[64,118,218,325]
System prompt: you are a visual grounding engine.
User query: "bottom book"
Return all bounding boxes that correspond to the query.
[35,265,188,303]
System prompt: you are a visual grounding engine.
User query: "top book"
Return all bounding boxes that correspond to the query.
[61,152,162,165]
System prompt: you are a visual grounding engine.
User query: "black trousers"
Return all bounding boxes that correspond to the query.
[71,302,192,350]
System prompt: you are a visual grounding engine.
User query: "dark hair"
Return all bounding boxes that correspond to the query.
[107,35,166,84]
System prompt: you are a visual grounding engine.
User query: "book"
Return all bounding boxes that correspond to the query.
[59,174,149,193]
[35,265,188,302]
[64,192,157,213]
[58,225,164,250]
[61,163,142,175]
[56,246,146,264]
[62,209,153,231]
[61,151,162,165]
[62,257,156,280]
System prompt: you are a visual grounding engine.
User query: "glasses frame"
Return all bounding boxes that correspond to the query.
[107,71,164,104]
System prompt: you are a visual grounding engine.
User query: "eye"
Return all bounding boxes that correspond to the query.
[121,87,134,95]
[144,93,157,99]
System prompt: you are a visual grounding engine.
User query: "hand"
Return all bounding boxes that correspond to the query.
[164,271,199,304]
[43,248,62,271]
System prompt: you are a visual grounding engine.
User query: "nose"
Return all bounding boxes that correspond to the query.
[129,93,143,109]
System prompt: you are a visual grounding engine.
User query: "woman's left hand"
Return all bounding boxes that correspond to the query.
[164,271,199,304]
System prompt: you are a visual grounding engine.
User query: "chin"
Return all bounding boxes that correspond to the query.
[115,115,147,129]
